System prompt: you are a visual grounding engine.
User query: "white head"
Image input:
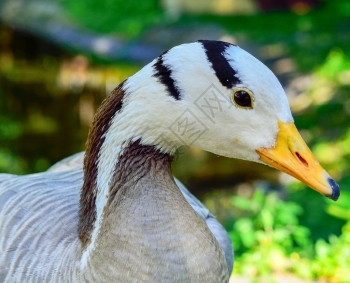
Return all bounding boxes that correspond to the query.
[122,40,293,162]
[109,40,337,200]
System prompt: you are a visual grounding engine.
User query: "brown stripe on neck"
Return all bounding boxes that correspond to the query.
[78,81,126,247]
[107,139,173,208]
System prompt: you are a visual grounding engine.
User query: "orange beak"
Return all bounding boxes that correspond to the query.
[256,121,340,200]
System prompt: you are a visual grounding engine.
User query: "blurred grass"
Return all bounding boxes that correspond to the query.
[61,0,163,38]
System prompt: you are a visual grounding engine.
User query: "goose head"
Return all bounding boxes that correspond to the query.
[108,40,339,200]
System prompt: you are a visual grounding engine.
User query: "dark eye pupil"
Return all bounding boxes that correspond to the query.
[234,90,252,107]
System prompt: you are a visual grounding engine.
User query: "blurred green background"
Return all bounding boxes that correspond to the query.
[0,0,349,281]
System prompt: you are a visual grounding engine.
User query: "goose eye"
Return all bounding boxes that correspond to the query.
[232,89,253,109]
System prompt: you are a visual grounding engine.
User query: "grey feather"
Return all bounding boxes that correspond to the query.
[0,153,233,282]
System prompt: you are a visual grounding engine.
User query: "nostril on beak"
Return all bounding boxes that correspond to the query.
[295,152,308,167]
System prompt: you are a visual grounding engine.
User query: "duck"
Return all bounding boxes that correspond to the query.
[0,40,339,282]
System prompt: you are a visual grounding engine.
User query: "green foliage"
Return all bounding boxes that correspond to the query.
[0,84,25,173]
[230,190,350,281]
[230,190,312,277]
[291,46,350,240]
[0,148,25,174]
[232,190,310,253]
[312,222,350,282]
[316,49,350,81]
[0,115,22,140]
[195,0,350,72]
[327,181,350,221]
[61,0,162,38]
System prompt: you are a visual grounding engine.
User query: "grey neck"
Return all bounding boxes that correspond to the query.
[84,140,229,282]
[108,140,173,206]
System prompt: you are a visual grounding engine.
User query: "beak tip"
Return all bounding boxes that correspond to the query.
[327,178,340,201]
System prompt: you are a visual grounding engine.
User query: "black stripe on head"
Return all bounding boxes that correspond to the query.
[199,40,241,89]
[153,51,181,100]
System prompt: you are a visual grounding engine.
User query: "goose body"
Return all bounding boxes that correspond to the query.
[0,40,339,282]
[0,152,232,282]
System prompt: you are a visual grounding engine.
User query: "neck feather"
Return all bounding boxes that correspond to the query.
[107,140,172,206]
[80,140,228,281]
[78,82,126,247]
[80,138,172,268]
[78,80,174,266]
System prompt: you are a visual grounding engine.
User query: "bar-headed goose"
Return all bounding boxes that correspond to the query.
[0,40,339,282]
